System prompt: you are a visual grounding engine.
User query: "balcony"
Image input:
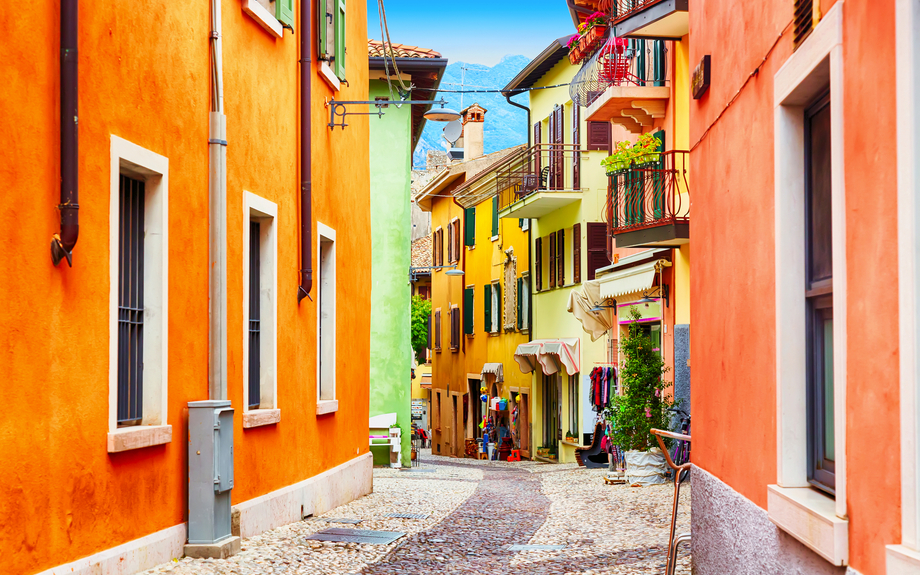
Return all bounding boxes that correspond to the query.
[606,150,689,248]
[581,39,670,133]
[612,0,689,40]
[495,144,583,219]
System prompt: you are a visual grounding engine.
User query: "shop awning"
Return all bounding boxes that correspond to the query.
[481,362,504,382]
[598,260,661,299]
[513,338,581,376]
[420,375,432,389]
[567,279,615,342]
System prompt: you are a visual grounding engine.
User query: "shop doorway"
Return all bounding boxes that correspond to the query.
[520,391,531,453]
[469,379,482,439]
[542,373,561,459]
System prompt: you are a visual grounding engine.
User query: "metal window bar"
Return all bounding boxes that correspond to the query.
[605,150,690,235]
[117,175,145,427]
[249,221,261,410]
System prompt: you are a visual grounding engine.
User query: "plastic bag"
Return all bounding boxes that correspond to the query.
[624,448,668,485]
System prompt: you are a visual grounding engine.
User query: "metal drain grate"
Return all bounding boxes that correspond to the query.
[384,512,430,519]
[508,544,566,551]
[322,518,362,524]
[307,528,405,545]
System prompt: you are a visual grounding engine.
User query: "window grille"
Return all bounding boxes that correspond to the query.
[249,221,261,409]
[117,174,145,427]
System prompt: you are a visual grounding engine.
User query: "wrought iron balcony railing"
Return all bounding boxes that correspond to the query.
[496,143,584,211]
[612,0,668,24]
[606,150,689,236]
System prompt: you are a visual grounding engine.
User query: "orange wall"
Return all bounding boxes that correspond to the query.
[0,1,370,573]
[690,0,900,573]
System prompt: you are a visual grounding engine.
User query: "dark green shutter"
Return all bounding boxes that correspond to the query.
[464,287,474,335]
[276,0,294,28]
[334,0,346,79]
[483,284,492,333]
[465,207,476,246]
[516,278,523,329]
[491,196,499,237]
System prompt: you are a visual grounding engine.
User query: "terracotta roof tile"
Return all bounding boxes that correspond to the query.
[411,236,433,268]
[368,40,442,59]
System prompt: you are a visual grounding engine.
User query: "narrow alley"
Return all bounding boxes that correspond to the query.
[141,455,690,575]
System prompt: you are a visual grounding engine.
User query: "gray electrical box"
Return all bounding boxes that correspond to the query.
[188,400,236,550]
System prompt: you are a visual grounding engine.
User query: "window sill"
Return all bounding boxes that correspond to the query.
[316,400,339,415]
[767,485,848,566]
[887,545,920,574]
[107,424,172,453]
[560,440,584,448]
[491,235,499,242]
[242,0,283,38]
[243,408,281,428]
[319,61,341,91]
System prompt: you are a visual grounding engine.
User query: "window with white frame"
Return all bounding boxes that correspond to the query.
[317,223,337,414]
[107,136,170,453]
[491,281,500,332]
[243,192,279,428]
[519,273,531,331]
[243,0,294,39]
[318,0,347,86]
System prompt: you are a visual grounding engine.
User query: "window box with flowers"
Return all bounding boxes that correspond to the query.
[568,12,609,65]
[600,132,662,175]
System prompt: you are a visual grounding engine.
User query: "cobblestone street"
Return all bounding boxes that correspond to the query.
[143,453,690,575]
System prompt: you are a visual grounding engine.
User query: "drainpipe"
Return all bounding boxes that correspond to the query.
[298,0,313,302]
[452,197,467,353]
[51,0,79,267]
[504,93,531,147]
[209,0,229,400]
[504,92,533,338]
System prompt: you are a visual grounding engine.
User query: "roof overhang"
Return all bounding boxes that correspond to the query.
[368,57,449,153]
[414,170,464,211]
[498,191,582,219]
[501,36,573,96]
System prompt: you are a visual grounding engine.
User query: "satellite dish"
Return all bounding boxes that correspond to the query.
[442,119,463,144]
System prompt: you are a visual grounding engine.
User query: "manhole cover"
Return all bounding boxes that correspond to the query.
[322,518,362,524]
[307,528,405,545]
[508,544,566,551]
[384,512,430,519]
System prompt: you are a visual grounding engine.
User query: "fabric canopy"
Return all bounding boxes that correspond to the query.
[481,362,504,382]
[420,375,431,389]
[567,279,615,342]
[598,260,661,299]
[513,338,581,376]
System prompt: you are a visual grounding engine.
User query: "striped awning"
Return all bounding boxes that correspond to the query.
[513,338,580,376]
[481,363,504,383]
[420,375,432,389]
[598,260,661,299]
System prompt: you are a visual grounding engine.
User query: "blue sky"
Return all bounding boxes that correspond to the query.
[366,0,574,66]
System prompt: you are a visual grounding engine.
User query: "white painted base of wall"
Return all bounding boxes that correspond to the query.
[35,453,373,575]
[889,545,920,574]
[234,452,373,538]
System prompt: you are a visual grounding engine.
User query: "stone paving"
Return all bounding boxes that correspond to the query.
[141,451,690,575]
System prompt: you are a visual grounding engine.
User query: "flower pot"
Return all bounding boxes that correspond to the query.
[624,448,668,485]
[637,153,660,166]
[569,46,583,65]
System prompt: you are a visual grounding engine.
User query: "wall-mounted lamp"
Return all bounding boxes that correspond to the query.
[639,285,669,308]
[409,265,464,282]
[589,299,617,314]
[326,97,458,129]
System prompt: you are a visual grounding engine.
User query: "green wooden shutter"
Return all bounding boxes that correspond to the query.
[334,0,346,80]
[318,0,331,59]
[483,284,492,333]
[491,196,499,237]
[516,278,523,329]
[276,0,294,29]
[464,287,474,335]
[465,207,476,246]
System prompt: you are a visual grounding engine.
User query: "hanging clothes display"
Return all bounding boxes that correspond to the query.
[588,366,617,410]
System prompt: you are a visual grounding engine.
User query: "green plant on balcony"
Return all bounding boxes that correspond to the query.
[568,11,610,65]
[601,133,662,175]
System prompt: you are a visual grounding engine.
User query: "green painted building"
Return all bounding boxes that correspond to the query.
[367,41,446,466]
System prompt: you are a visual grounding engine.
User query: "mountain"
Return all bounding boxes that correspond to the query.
[414,55,531,167]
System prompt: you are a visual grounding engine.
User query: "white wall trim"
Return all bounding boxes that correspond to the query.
[319,61,341,91]
[243,191,279,420]
[241,0,283,38]
[36,523,185,575]
[768,484,848,566]
[317,222,337,403]
[896,0,920,565]
[108,136,170,442]
[772,0,847,527]
[233,452,372,537]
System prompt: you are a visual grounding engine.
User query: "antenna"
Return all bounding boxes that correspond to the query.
[459,65,469,110]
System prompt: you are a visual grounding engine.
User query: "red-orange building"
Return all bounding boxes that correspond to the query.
[1,1,372,573]
[689,0,920,573]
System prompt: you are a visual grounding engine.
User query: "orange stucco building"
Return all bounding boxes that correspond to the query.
[688,0,920,573]
[1,1,372,574]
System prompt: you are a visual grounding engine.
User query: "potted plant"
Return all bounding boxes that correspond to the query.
[568,12,609,64]
[634,132,661,165]
[565,430,578,443]
[605,308,676,485]
[567,34,582,65]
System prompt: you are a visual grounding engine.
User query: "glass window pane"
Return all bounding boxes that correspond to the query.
[808,102,833,284]
[823,315,835,461]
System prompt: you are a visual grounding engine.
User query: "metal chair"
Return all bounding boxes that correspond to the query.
[651,428,691,575]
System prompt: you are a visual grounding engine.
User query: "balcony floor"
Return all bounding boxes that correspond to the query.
[614,221,689,248]
[498,190,582,219]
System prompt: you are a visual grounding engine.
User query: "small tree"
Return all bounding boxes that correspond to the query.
[410,295,432,365]
[607,308,675,451]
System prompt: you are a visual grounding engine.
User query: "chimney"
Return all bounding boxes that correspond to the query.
[458,103,486,160]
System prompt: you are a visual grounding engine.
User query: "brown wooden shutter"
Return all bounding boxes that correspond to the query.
[586,121,611,151]
[551,106,564,190]
[433,231,438,267]
[586,222,611,280]
[557,230,565,287]
[573,223,581,284]
[572,104,580,190]
[535,237,543,291]
[534,121,542,182]
[794,0,815,49]
[454,220,461,261]
[548,232,556,287]
[435,309,441,350]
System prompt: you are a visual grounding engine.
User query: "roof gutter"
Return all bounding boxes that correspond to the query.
[52,0,79,267]
[298,0,313,302]
[504,93,531,147]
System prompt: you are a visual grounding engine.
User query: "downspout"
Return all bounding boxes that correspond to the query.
[505,92,531,147]
[504,92,534,337]
[298,0,313,302]
[452,197,467,353]
[209,0,229,400]
[52,0,78,267]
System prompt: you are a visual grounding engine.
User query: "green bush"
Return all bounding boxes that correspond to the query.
[606,308,675,451]
[410,295,432,365]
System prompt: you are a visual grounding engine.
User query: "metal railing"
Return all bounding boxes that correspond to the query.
[612,0,669,24]
[495,143,584,212]
[606,150,689,234]
[572,38,669,107]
